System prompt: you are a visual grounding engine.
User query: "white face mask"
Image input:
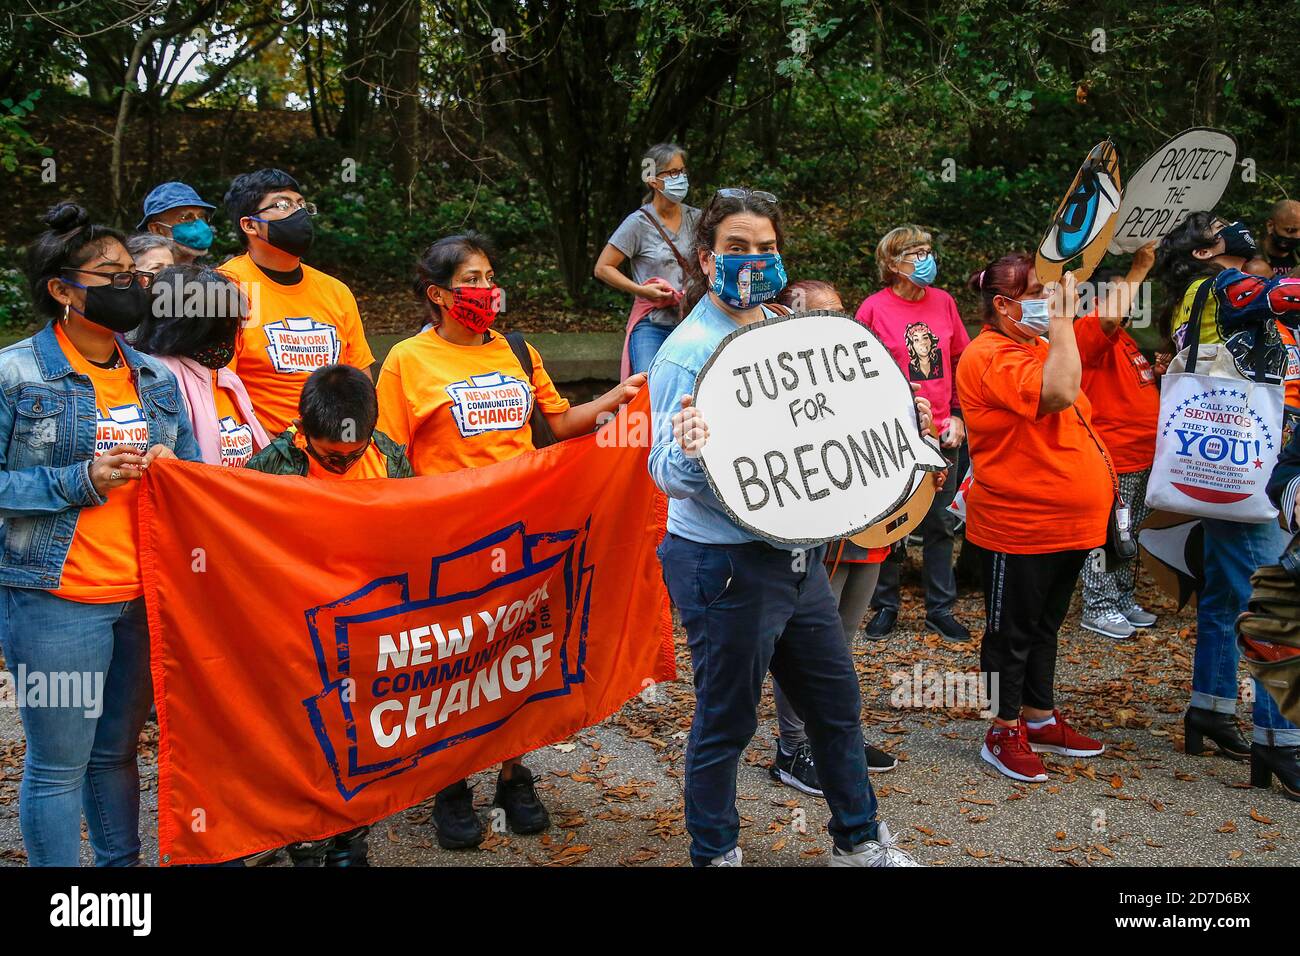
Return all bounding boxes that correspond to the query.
[1013,296,1051,336]
[660,173,689,204]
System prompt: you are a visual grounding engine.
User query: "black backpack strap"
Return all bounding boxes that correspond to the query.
[502,330,559,448]
[502,330,534,378]
[1183,277,1215,375]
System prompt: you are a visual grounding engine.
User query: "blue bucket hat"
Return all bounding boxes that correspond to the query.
[137,181,216,229]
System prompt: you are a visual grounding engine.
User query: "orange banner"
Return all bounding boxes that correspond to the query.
[140,393,673,865]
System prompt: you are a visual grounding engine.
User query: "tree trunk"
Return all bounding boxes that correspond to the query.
[390,0,422,197]
[110,32,152,226]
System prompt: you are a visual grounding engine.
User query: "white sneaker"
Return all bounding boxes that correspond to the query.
[707,846,743,867]
[1081,610,1135,640]
[1123,604,1158,628]
[829,821,921,867]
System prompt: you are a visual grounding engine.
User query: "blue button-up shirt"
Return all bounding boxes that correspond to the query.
[648,296,801,549]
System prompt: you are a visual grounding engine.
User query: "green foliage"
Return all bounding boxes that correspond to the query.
[0,249,30,333]
[1,0,1297,327]
[0,90,53,174]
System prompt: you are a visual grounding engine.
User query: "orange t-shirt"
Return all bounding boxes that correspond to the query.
[1076,313,1159,474]
[292,427,389,481]
[53,323,150,603]
[376,327,571,475]
[212,372,256,468]
[220,254,375,435]
[955,328,1112,555]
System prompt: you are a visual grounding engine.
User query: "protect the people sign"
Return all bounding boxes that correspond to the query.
[692,310,948,545]
[1107,127,1238,254]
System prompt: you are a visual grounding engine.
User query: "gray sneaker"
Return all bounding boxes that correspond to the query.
[1123,604,1158,628]
[1082,610,1135,640]
[829,821,921,867]
[708,846,743,867]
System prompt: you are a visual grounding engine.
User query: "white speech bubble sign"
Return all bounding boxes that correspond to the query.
[1107,127,1238,254]
[693,310,948,545]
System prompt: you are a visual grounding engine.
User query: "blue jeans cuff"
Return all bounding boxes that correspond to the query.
[1253,727,1300,747]
[1189,692,1237,714]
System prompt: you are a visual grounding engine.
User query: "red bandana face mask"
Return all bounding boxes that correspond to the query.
[438,284,500,334]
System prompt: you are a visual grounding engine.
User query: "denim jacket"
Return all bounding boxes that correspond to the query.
[0,322,202,589]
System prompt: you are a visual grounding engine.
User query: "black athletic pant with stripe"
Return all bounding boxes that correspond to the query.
[979,549,1089,722]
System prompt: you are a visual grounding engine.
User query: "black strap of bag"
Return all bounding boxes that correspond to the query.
[492,330,561,449]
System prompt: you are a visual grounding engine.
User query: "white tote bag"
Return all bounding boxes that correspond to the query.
[1146,280,1282,523]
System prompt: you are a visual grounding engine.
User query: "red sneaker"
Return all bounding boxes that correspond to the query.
[1026,710,1105,757]
[981,721,1048,782]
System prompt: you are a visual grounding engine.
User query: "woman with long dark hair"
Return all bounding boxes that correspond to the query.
[647,188,916,866]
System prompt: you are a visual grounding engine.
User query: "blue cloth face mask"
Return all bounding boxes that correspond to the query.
[1014,296,1051,336]
[168,218,214,252]
[660,173,689,204]
[906,254,937,287]
[710,252,788,309]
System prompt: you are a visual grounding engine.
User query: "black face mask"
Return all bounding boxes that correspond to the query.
[1216,220,1258,260]
[69,282,151,335]
[258,208,315,258]
[1271,231,1300,254]
[188,340,235,369]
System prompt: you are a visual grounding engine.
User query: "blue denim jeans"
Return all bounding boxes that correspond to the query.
[1195,518,1300,745]
[628,318,674,375]
[658,533,878,865]
[0,587,153,865]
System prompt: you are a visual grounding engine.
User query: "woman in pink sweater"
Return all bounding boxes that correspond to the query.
[854,225,971,643]
[134,263,270,467]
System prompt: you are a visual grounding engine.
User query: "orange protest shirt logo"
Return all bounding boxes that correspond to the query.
[212,376,255,468]
[53,322,149,603]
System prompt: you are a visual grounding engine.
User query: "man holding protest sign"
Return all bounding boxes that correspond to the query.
[648,187,934,867]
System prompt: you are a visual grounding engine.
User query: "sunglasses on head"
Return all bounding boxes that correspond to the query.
[714,187,779,205]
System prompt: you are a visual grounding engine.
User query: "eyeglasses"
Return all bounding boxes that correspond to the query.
[658,167,687,179]
[715,187,779,205]
[170,211,210,224]
[61,268,154,290]
[304,436,369,473]
[898,248,934,262]
[254,199,318,217]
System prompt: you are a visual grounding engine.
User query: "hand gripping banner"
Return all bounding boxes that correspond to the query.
[140,390,673,865]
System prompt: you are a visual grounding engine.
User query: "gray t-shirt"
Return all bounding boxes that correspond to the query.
[607,204,700,326]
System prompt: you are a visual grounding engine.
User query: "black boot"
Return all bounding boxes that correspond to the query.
[325,826,371,866]
[433,779,484,849]
[286,838,330,867]
[493,764,550,835]
[1183,706,1250,760]
[1250,743,1300,801]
